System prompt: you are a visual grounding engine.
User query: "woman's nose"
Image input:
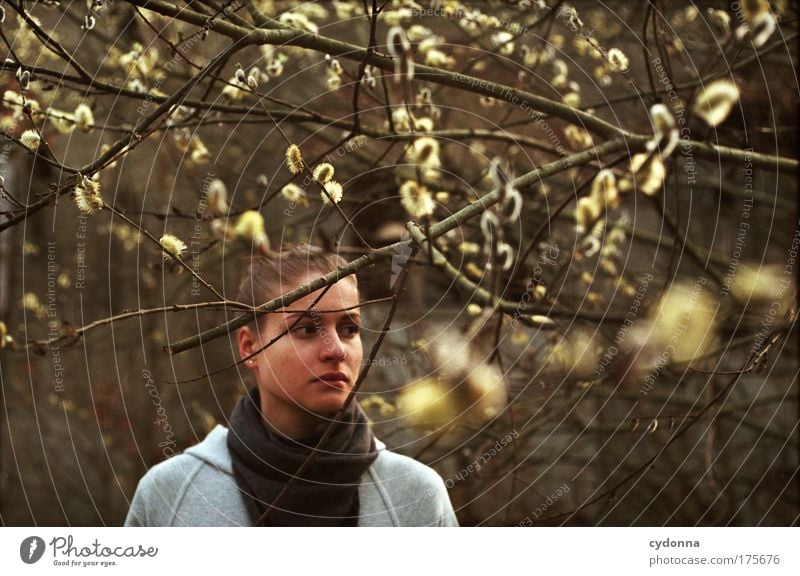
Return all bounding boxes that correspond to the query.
[320,331,347,362]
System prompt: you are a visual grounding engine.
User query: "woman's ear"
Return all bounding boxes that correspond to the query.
[237,325,259,369]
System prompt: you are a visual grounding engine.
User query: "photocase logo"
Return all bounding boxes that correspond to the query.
[19,536,46,564]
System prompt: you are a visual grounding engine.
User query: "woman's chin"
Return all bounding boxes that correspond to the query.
[308,396,349,418]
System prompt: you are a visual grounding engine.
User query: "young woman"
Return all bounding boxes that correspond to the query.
[125,247,458,526]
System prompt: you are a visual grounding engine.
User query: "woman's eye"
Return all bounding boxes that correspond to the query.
[292,325,317,336]
[339,323,361,337]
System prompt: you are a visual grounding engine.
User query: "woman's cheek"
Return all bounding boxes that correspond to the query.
[349,342,363,364]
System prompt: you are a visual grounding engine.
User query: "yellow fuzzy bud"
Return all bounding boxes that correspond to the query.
[708,9,731,33]
[630,153,666,196]
[647,104,679,157]
[73,103,94,132]
[693,80,740,127]
[739,0,775,47]
[544,328,603,379]
[607,48,629,73]
[326,71,342,90]
[466,363,507,420]
[190,138,210,164]
[650,281,718,364]
[398,360,506,430]
[3,90,27,117]
[467,303,482,316]
[320,180,343,205]
[360,395,396,418]
[20,129,40,150]
[390,108,411,133]
[730,264,789,303]
[312,163,335,184]
[280,183,305,202]
[564,125,593,150]
[234,211,270,254]
[399,180,435,218]
[159,233,187,260]
[465,262,483,280]
[491,31,515,56]
[409,136,440,169]
[73,174,103,215]
[222,76,248,101]
[47,109,75,134]
[278,11,318,34]
[563,92,581,108]
[425,49,456,68]
[649,103,675,134]
[398,378,459,429]
[530,315,555,327]
[285,144,304,175]
[413,117,434,132]
[459,242,481,256]
[206,179,229,215]
[590,169,619,209]
[575,196,601,234]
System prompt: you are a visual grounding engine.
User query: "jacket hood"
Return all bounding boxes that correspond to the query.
[185,426,234,473]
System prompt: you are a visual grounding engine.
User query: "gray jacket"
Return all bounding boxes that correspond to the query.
[125,426,458,527]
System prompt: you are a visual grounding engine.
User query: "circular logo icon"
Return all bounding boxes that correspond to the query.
[20,536,46,564]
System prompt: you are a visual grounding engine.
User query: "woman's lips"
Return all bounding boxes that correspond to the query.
[315,372,349,389]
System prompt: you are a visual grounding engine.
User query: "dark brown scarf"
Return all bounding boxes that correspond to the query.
[227,387,377,526]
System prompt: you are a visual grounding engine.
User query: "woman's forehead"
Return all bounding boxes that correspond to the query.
[282,276,360,313]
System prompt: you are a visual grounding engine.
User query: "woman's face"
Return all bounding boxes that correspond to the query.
[237,274,363,438]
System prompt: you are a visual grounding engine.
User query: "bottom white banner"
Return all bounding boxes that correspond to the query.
[0,527,796,575]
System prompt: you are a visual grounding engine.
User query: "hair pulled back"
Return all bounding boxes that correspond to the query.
[236,246,355,321]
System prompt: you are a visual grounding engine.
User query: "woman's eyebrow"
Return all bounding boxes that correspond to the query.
[283,311,315,322]
[282,309,360,321]
[278,296,393,315]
